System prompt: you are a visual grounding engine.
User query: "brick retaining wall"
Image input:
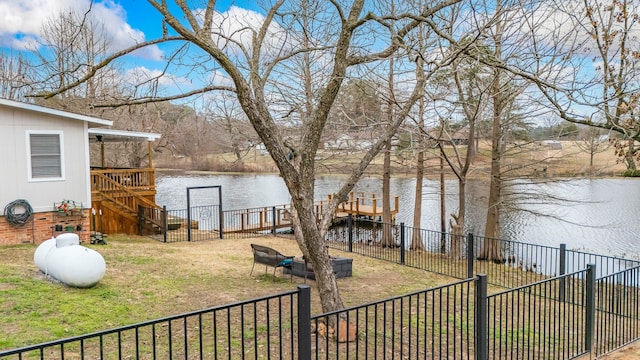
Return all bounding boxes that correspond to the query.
[0,210,90,246]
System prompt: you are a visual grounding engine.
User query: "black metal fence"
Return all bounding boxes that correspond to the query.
[49,204,638,359]
[221,205,293,238]
[0,288,302,359]
[1,279,479,360]
[141,205,293,242]
[593,264,640,356]
[7,267,634,360]
[310,278,476,359]
[326,216,640,289]
[484,267,593,359]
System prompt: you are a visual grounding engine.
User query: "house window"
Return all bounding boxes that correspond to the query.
[27,131,64,181]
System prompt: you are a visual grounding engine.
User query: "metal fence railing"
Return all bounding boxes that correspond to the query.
[566,249,640,279]
[310,278,476,359]
[0,288,302,359]
[483,267,593,359]
[143,205,294,242]
[471,234,562,288]
[593,264,640,356]
[0,279,479,360]
[326,216,640,289]
[221,205,293,239]
[105,205,640,359]
[4,265,637,359]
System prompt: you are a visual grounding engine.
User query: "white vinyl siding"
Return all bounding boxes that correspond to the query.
[27,131,65,181]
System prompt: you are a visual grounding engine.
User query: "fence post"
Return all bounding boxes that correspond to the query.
[559,243,566,301]
[467,233,475,279]
[162,206,167,243]
[348,214,353,253]
[137,205,143,236]
[186,190,192,242]
[585,263,596,353]
[272,206,277,235]
[297,285,312,360]
[475,273,488,360]
[219,209,224,239]
[400,222,405,265]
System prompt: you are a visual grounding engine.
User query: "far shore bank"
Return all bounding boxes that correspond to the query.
[154,140,630,180]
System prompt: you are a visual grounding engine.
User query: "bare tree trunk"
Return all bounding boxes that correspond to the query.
[411,88,425,252]
[382,138,394,247]
[479,115,504,262]
[381,39,395,248]
[480,1,505,263]
[439,142,447,254]
[626,139,637,171]
[411,148,425,250]
[449,177,465,260]
[294,190,345,312]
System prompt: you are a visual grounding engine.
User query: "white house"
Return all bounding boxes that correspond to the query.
[0,99,160,245]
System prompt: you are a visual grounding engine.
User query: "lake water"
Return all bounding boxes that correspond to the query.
[156,173,640,258]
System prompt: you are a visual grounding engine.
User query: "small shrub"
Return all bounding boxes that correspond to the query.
[622,169,640,177]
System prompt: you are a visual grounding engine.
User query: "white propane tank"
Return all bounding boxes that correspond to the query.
[33,233,106,288]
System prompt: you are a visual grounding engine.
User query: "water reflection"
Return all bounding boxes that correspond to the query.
[156,173,640,258]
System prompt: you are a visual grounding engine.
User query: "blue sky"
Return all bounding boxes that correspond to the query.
[0,0,616,122]
[0,0,263,61]
[0,0,271,100]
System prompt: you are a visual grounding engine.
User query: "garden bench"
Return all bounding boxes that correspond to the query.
[250,244,295,281]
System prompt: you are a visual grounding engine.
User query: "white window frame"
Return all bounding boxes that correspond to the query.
[26,130,65,182]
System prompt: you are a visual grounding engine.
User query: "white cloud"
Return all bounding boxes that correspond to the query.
[0,0,78,35]
[0,0,162,60]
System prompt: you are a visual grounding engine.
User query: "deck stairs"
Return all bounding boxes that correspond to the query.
[91,172,163,234]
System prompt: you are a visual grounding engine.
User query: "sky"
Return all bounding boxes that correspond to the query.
[0,0,628,122]
[0,0,274,105]
[0,0,264,66]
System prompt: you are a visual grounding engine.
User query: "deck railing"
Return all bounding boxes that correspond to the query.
[91,168,155,191]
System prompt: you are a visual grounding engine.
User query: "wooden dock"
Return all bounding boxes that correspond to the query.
[224,206,294,234]
[167,192,399,235]
[316,192,399,222]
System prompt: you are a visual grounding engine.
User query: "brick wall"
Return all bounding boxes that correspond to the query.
[0,210,90,246]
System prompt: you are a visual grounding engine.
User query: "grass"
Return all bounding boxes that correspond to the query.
[0,234,458,351]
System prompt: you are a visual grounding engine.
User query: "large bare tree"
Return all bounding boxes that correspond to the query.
[33,0,461,313]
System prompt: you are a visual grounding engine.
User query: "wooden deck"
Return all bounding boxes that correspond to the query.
[223,192,399,234]
[91,168,160,235]
[224,206,294,234]
[320,192,399,222]
[119,188,399,236]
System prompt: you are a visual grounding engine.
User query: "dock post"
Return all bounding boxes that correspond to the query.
[372,195,377,220]
[349,192,354,211]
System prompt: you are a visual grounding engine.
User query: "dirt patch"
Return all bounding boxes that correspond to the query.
[598,341,640,359]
